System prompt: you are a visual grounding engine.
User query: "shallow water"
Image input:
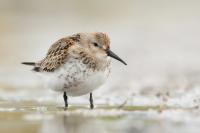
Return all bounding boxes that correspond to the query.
[0,101,199,133]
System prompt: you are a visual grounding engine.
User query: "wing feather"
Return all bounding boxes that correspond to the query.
[39,38,74,72]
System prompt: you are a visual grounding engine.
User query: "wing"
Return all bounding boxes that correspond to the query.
[39,37,75,72]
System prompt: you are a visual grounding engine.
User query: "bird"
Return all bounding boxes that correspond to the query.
[22,32,127,109]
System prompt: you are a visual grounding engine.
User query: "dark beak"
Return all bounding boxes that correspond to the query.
[107,49,127,65]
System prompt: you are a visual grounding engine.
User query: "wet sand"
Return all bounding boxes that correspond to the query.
[0,101,200,133]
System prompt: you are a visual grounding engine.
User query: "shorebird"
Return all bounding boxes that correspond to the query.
[22,32,127,109]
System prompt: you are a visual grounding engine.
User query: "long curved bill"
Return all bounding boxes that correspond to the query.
[107,49,127,65]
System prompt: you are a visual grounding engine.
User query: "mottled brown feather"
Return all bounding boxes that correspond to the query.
[39,36,79,72]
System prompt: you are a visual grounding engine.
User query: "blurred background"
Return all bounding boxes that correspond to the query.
[1,0,200,107]
[2,0,200,133]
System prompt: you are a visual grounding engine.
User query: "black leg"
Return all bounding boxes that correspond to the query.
[63,91,68,109]
[89,93,94,109]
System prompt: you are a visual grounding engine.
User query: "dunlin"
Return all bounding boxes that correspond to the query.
[22,32,127,109]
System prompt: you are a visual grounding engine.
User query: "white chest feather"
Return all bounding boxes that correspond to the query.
[39,58,111,96]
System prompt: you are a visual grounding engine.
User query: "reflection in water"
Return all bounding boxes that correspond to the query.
[39,112,142,133]
[38,109,200,133]
[40,115,117,133]
[1,105,200,133]
[41,115,104,133]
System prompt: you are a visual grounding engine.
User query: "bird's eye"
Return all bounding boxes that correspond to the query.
[92,42,99,47]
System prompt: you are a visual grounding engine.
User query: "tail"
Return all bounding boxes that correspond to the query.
[22,62,40,72]
[21,62,36,66]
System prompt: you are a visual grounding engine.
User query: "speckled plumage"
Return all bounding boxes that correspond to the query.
[32,33,111,95]
[22,32,126,109]
[36,35,78,72]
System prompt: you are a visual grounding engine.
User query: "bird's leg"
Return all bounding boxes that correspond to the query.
[63,91,68,110]
[89,93,94,109]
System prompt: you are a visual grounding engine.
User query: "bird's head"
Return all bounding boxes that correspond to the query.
[79,32,127,65]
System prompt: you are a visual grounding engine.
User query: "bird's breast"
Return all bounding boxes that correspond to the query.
[41,57,111,96]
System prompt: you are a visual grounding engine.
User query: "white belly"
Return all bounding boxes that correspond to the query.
[39,58,110,96]
[66,72,106,96]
